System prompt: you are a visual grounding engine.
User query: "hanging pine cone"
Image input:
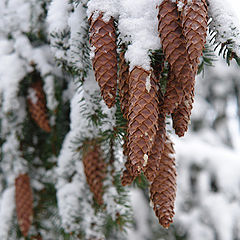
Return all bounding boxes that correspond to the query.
[127,67,159,176]
[158,0,194,114]
[27,77,51,133]
[172,88,194,137]
[121,159,136,186]
[121,135,136,186]
[15,173,33,237]
[144,113,166,182]
[180,0,208,74]
[150,136,177,228]
[82,141,106,205]
[118,44,130,119]
[89,12,118,108]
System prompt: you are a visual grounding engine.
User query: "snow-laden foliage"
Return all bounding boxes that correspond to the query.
[208,0,240,59]
[0,0,240,239]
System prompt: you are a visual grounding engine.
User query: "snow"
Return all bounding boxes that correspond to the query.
[126,189,150,240]
[47,0,72,33]
[145,75,151,93]
[118,0,161,71]
[87,0,119,20]
[208,0,240,57]
[28,88,38,104]
[0,52,26,113]
[0,187,15,240]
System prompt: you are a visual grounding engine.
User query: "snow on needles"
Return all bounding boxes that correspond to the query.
[118,0,161,71]
[208,0,240,57]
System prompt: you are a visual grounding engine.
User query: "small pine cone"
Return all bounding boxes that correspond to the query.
[83,142,106,205]
[144,113,166,182]
[89,12,117,108]
[172,88,194,137]
[150,136,177,228]
[180,0,208,74]
[121,135,136,186]
[127,67,159,176]
[158,0,194,114]
[119,44,130,119]
[15,174,33,237]
[27,79,51,133]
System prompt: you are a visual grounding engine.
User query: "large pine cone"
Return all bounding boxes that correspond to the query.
[27,77,51,133]
[158,0,194,114]
[127,67,159,176]
[89,12,117,108]
[150,136,177,228]
[15,173,33,237]
[180,0,208,73]
[83,142,106,205]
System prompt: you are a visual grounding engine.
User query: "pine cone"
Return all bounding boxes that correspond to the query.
[83,142,106,205]
[180,0,208,74]
[89,12,117,108]
[127,67,159,176]
[119,44,130,119]
[121,159,136,186]
[172,88,194,137]
[150,136,177,228]
[121,135,136,186]
[15,174,33,237]
[27,78,51,133]
[158,0,194,114]
[144,113,166,182]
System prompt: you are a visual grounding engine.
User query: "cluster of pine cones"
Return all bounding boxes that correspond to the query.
[15,0,208,235]
[89,0,208,228]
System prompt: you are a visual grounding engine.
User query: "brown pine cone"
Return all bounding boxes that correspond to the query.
[89,12,117,108]
[119,44,130,119]
[121,135,136,186]
[158,0,194,114]
[27,77,51,133]
[172,87,194,137]
[144,113,166,182]
[83,142,106,205]
[150,136,177,228]
[15,173,33,237]
[127,67,159,176]
[121,159,136,186]
[180,0,208,74]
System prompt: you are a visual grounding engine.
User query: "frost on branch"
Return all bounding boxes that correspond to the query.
[208,0,240,61]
